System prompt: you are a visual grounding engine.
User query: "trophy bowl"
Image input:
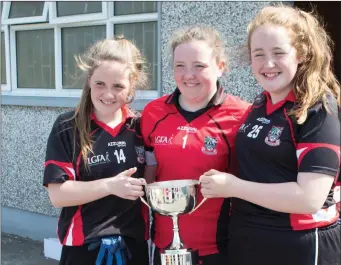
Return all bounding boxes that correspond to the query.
[142,179,204,265]
[144,179,199,216]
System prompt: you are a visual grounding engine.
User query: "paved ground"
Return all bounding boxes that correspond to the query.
[1,233,58,265]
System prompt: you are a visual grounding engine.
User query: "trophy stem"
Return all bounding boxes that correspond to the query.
[168,215,184,250]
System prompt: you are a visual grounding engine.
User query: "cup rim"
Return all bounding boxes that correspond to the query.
[146,179,199,189]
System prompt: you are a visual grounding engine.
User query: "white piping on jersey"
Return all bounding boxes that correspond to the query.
[314,228,318,265]
[66,167,76,181]
[296,147,308,160]
[65,221,74,246]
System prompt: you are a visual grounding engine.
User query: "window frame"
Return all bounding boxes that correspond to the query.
[1,25,11,92]
[108,1,159,99]
[1,1,49,25]
[10,23,65,96]
[49,2,108,24]
[57,20,108,93]
[2,1,161,107]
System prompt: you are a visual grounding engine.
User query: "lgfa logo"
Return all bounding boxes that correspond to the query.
[88,152,111,166]
[154,135,173,145]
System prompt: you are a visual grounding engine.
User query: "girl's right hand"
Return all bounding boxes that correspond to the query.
[105,167,146,200]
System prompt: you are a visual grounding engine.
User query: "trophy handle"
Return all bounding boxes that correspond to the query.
[189,197,207,214]
[140,196,151,209]
[189,180,207,214]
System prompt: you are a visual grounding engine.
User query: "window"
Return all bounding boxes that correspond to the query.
[1,32,6,85]
[115,22,158,90]
[1,25,10,91]
[16,29,55,89]
[1,1,159,104]
[57,2,102,17]
[9,1,44,18]
[2,1,48,24]
[62,25,106,89]
[49,2,108,24]
[114,1,157,16]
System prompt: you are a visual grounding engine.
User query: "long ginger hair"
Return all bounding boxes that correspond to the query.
[247,5,340,124]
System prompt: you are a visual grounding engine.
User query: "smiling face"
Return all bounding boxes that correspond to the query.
[89,60,132,121]
[173,40,224,109]
[250,24,301,103]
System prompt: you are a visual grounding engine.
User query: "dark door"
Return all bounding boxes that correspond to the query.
[294,2,340,82]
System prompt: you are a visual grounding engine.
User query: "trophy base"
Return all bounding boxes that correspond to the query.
[160,249,199,265]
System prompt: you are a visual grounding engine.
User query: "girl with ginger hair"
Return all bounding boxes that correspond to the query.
[200,5,340,265]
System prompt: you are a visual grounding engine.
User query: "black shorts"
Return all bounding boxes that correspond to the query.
[153,247,228,265]
[227,221,341,265]
[59,237,149,265]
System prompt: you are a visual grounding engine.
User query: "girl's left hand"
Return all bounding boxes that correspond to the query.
[199,169,238,198]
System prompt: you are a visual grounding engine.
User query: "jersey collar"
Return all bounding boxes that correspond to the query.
[165,81,227,107]
[264,90,296,116]
[91,105,135,137]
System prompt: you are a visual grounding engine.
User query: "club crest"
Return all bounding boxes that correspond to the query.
[265,126,284,146]
[135,146,145,164]
[202,136,218,155]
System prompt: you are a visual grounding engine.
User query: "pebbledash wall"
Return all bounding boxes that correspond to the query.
[1,1,274,241]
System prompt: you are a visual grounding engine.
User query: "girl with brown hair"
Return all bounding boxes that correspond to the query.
[43,37,152,265]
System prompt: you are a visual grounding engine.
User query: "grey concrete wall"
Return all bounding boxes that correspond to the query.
[1,105,69,217]
[1,2,272,230]
[160,1,271,99]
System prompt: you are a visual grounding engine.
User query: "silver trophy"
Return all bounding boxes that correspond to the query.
[141,179,206,265]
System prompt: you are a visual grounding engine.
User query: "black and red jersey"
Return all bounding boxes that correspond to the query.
[43,106,146,246]
[141,87,250,256]
[230,91,340,235]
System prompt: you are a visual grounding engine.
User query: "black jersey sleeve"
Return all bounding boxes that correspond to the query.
[131,117,149,179]
[296,97,340,178]
[43,113,76,187]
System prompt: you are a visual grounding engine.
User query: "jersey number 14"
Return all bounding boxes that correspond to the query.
[114,149,126,163]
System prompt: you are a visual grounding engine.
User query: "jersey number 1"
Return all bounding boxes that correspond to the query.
[114,149,126,164]
[182,135,188,149]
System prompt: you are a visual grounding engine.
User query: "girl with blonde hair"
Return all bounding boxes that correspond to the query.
[141,25,249,265]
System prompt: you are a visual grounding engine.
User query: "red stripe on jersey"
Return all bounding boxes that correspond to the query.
[296,143,340,168]
[63,206,84,246]
[166,93,174,104]
[290,205,339,230]
[72,206,84,245]
[44,160,76,181]
[265,90,296,115]
[251,104,264,109]
[284,109,297,148]
[91,106,133,138]
[76,152,82,180]
[334,182,340,212]
[125,127,136,133]
[141,204,150,241]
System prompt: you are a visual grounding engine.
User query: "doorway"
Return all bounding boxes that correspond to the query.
[294,2,340,82]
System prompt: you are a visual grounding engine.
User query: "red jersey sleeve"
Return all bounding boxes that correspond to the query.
[141,101,157,148]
